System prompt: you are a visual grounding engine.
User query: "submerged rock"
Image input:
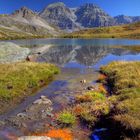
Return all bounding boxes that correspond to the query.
[0,42,30,63]
[17,113,27,118]
[87,86,95,91]
[33,96,52,105]
[33,99,43,105]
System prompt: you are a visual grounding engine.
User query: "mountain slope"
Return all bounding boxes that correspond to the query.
[40,2,81,31]
[63,22,140,39]
[40,2,116,30]
[0,7,59,39]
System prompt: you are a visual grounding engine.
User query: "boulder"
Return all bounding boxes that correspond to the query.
[0,42,30,63]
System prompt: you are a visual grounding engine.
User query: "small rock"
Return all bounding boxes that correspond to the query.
[37,52,41,55]
[42,100,52,105]
[40,95,47,100]
[80,80,86,84]
[17,113,27,118]
[33,99,42,104]
[0,121,5,126]
[18,136,52,140]
[26,54,38,62]
[87,86,95,91]
[21,123,27,128]
[41,110,45,113]
[46,112,54,118]
[45,107,53,112]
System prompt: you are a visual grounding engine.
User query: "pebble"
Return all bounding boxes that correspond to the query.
[80,80,86,84]
[17,113,27,118]
[33,99,42,104]
[40,95,46,100]
[18,136,52,140]
[46,112,54,118]
[33,96,52,105]
[0,121,5,126]
[21,122,27,128]
[87,86,95,91]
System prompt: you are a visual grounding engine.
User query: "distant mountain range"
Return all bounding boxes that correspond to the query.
[0,2,140,38]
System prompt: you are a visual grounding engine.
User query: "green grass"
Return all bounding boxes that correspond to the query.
[62,22,140,39]
[75,91,105,103]
[58,61,140,139]
[58,111,76,125]
[0,62,59,114]
[58,91,108,127]
[100,61,140,138]
[100,61,140,94]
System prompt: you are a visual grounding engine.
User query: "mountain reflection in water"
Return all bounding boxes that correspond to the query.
[36,44,140,68]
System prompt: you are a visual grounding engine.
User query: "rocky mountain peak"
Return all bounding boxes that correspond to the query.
[114,15,140,25]
[47,2,66,8]
[75,3,116,27]
[40,2,80,30]
[12,6,36,18]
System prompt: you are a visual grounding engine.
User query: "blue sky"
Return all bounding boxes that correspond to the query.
[0,0,140,16]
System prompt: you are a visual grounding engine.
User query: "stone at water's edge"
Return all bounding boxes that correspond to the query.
[0,42,30,63]
[18,136,53,140]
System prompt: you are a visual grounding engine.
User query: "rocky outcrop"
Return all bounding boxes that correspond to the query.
[0,42,30,63]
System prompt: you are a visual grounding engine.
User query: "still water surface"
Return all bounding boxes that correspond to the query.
[7,38,140,69]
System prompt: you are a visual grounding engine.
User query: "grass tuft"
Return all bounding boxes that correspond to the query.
[58,111,76,125]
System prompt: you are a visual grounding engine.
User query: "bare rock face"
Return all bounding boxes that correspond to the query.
[40,2,117,30]
[0,42,30,63]
[75,3,116,27]
[12,6,36,19]
[40,2,81,31]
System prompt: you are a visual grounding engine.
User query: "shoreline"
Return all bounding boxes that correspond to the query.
[0,36,140,41]
[0,62,59,115]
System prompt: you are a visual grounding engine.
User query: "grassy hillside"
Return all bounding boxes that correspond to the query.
[1,21,140,40]
[0,26,53,40]
[63,22,140,39]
